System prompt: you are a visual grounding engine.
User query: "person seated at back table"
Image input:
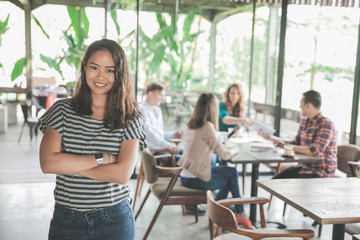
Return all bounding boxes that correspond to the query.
[217,83,251,165]
[260,90,337,178]
[139,82,183,162]
[178,92,253,229]
[219,83,251,132]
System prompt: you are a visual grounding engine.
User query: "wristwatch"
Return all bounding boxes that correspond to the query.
[94,153,104,166]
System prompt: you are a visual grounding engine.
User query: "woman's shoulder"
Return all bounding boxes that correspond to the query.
[201,122,216,131]
[52,98,72,108]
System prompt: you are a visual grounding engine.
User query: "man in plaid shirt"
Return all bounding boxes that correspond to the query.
[261,90,337,178]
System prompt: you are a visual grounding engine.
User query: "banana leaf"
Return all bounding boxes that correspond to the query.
[10,58,25,82]
[33,15,50,39]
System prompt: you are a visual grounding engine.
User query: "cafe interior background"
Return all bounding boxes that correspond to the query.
[0,1,359,239]
[0,0,359,145]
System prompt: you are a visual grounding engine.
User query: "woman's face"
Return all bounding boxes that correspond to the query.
[228,86,241,106]
[85,50,115,97]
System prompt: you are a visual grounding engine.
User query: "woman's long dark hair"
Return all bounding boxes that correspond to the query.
[223,83,245,118]
[72,39,141,130]
[187,93,219,131]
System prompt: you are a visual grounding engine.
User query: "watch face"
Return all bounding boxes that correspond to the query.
[95,153,103,159]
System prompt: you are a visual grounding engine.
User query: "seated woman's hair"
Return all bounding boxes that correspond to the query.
[187,93,219,130]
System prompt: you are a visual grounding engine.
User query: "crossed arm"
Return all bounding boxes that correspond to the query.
[39,125,139,184]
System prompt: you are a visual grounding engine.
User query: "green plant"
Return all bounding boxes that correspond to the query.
[0,14,10,73]
[139,8,203,90]
[40,6,89,79]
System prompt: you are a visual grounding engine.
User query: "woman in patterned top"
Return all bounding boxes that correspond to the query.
[38,39,146,240]
[219,83,251,132]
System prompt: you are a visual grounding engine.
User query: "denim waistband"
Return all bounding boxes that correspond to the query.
[54,198,130,218]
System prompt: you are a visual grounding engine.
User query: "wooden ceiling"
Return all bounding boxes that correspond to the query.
[5,0,359,19]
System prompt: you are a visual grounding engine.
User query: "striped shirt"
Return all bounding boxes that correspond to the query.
[293,112,337,177]
[38,98,146,211]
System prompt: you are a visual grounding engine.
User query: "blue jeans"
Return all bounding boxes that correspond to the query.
[48,198,134,240]
[273,164,320,179]
[180,165,244,213]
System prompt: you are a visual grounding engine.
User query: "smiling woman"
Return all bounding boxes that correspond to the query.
[85,50,115,98]
[37,39,146,240]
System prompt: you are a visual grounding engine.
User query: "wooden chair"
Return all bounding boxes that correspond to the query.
[336,144,360,177]
[135,148,207,240]
[18,103,38,143]
[346,223,360,239]
[345,161,360,238]
[353,234,360,240]
[348,161,360,177]
[132,148,174,210]
[133,138,181,210]
[206,190,314,240]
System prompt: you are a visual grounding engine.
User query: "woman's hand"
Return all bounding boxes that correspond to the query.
[258,132,285,148]
[241,118,252,127]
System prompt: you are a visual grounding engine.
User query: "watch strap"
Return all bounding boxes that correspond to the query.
[94,153,104,166]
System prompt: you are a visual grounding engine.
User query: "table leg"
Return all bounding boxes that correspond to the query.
[250,163,259,224]
[332,224,345,240]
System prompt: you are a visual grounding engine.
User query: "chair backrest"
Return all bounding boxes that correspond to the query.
[141,148,159,184]
[207,190,238,231]
[337,144,360,176]
[20,104,29,122]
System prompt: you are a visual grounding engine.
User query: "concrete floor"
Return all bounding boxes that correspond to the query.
[0,120,354,240]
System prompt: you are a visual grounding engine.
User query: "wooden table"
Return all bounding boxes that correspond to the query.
[228,137,319,224]
[257,178,360,240]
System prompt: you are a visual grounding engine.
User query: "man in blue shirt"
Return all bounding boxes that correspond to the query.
[139,82,183,155]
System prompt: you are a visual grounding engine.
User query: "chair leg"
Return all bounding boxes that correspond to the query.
[242,163,246,195]
[135,189,151,220]
[194,204,198,223]
[181,204,186,215]
[30,124,37,142]
[18,123,26,143]
[143,196,168,240]
[282,202,287,217]
[209,219,214,240]
[318,224,322,237]
[133,162,144,210]
[268,163,282,210]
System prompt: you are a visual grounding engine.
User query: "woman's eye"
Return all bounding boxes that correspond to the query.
[90,66,97,70]
[106,69,115,73]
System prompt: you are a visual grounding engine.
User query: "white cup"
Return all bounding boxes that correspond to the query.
[284,144,294,155]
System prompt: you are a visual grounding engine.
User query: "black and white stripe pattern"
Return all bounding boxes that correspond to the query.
[38,98,146,211]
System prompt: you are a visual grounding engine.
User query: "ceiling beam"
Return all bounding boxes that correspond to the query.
[6,0,24,9]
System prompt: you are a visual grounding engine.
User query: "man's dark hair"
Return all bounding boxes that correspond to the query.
[146,82,164,94]
[303,90,322,109]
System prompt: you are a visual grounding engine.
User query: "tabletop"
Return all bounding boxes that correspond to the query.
[228,136,318,165]
[256,177,360,225]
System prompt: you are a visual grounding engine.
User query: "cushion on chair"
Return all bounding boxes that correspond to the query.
[337,145,360,176]
[142,148,159,184]
[214,232,252,240]
[151,179,207,199]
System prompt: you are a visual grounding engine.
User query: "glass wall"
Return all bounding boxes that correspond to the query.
[281,5,360,144]
[0,2,25,91]
[0,1,359,142]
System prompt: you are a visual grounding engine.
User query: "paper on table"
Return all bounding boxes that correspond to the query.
[250,142,275,149]
[248,120,275,136]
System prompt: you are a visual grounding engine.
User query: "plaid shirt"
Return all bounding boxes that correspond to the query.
[292,112,337,177]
